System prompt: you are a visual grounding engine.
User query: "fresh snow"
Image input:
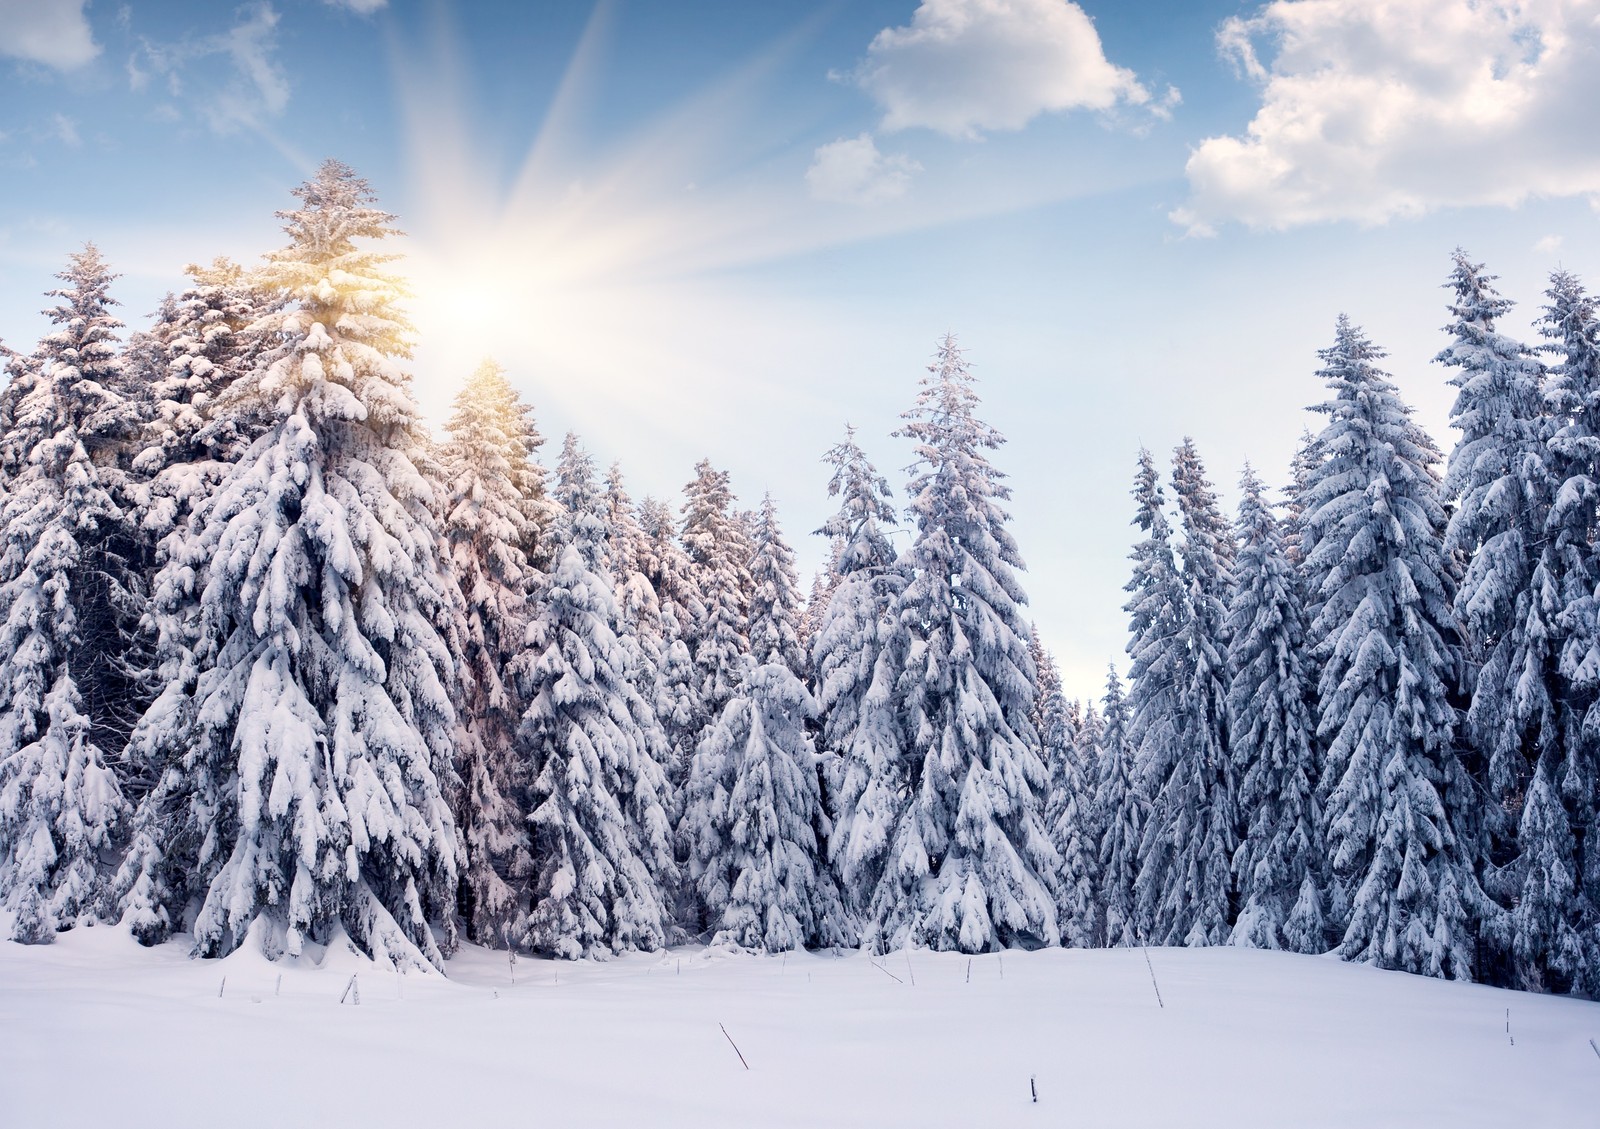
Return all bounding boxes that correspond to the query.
[1,929,1596,1128]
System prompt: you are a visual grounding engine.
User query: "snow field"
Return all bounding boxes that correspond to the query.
[2,928,1597,1128]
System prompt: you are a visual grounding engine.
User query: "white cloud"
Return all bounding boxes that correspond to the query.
[806,134,922,204]
[1175,0,1600,234]
[323,0,387,13]
[48,113,80,147]
[1534,233,1565,253]
[0,0,99,70]
[852,0,1160,139]
[132,3,289,133]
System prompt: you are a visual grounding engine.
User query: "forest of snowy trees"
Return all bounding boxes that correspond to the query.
[2,160,1599,999]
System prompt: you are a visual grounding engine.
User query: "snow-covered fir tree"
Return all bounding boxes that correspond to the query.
[114,162,462,969]
[1135,439,1236,947]
[436,358,548,945]
[1436,253,1575,988]
[1536,269,1600,992]
[637,494,703,804]
[684,496,847,950]
[1093,664,1140,945]
[514,434,677,958]
[1302,315,1488,979]
[125,257,277,539]
[1038,638,1102,947]
[0,245,137,941]
[809,427,906,910]
[857,335,1058,953]
[1227,465,1325,953]
[680,459,752,725]
[1120,450,1186,944]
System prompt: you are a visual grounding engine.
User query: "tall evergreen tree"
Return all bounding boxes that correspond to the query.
[1227,465,1325,953]
[1302,315,1486,979]
[436,358,547,945]
[1135,439,1236,947]
[514,434,676,958]
[0,245,136,941]
[685,497,847,950]
[1437,253,1573,988]
[114,162,462,969]
[1095,664,1141,946]
[857,335,1057,953]
[810,427,904,910]
[680,459,752,725]
[1039,640,1101,947]
[1538,269,1600,992]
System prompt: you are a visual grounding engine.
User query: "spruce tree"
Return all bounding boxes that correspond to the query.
[686,497,848,950]
[1039,640,1101,947]
[1303,315,1486,979]
[515,434,676,958]
[1538,270,1600,993]
[810,427,904,910]
[1227,466,1325,953]
[436,358,547,945]
[115,162,462,968]
[1134,439,1236,947]
[680,459,752,725]
[858,335,1057,953]
[1095,664,1141,946]
[0,245,136,941]
[1438,253,1572,988]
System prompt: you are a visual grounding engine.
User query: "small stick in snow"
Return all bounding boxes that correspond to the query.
[966,958,972,984]
[340,974,360,1005]
[869,959,904,984]
[1030,1076,1038,1104]
[509,947,517,987]
[1590,1038,1600,1061]
[782,953,787,975]
[218,977,226,999]
[906,953,915,987]
[1506,1008,1513,1046]
[1142,947,1164,1009]
[677,959,681,976]
[720,1023,750,1070]
[274,974,281,998]
[999,954,1004,980]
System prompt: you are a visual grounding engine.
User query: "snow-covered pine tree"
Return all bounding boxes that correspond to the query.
[1038,638,1101,947]
[799,537,843,653]
[637,495,703,800]
[1303,315,1486,979]
[685,496,848,950]
[680,459,752,725]
[1226,465,1326,953]
[1094,664,1141,946]
[436,358,550,945]
[1120,448,1183,946]
[1134,439,1236,947]
[809,427,905,912]
[1284,429,1322,569]
[125,257,277,539]
[1436,252,1572,988]
[0,245,137,941]
[857,335,1058,953]
[114,162,462,968]
[1537,269,1600,993]
[515,434,676,958]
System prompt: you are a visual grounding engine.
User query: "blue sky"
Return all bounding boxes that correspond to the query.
[3,0,1599,696]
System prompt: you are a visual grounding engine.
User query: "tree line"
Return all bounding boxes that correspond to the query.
[0,160,1594,998]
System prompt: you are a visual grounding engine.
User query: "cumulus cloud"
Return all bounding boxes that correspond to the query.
[852,0,1162,139]
[0,0,99,70]
[807,134,922,204]
[1534,233,1565,253]
[1174,0,1600,234]
[323,0,387,13]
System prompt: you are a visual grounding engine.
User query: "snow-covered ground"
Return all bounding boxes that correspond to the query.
[1,927,1596,1128]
